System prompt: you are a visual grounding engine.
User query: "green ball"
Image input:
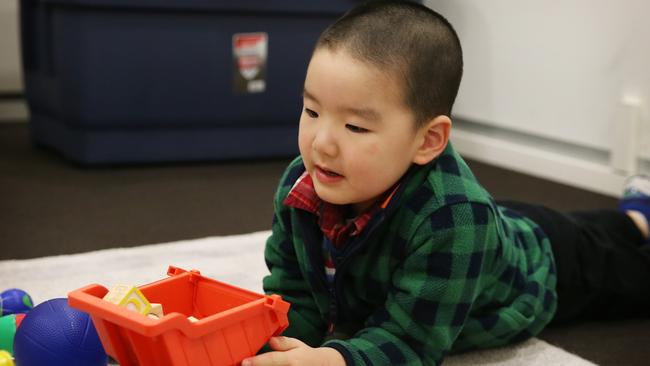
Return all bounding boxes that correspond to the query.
[0,314,24,355]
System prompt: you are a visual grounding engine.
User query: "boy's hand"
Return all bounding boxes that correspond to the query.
[242,336,346,366]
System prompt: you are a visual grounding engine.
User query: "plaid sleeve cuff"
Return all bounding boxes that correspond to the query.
[321,331,428,366]
[322,341,357,365]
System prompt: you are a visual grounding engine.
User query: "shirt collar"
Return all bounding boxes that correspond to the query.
[283,171,399,247]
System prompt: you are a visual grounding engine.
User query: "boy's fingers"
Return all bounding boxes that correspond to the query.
[242,351,288,366]
[269,336,305,351]
[241,337,307,365]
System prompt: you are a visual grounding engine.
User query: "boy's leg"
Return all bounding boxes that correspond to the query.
[497,200,650,325]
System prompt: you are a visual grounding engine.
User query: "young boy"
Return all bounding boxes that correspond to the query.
[243,2,650,365]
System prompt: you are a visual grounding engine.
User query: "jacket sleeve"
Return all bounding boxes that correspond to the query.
[322,202,499,365]
[262,170,327,347]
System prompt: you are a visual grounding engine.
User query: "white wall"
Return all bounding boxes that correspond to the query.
[0,0,22,92]
[426,0,650,196]
[0,0,28,121]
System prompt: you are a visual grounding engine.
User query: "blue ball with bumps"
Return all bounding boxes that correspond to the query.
[13,298,107,366]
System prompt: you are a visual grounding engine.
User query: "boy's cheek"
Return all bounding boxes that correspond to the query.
[297,128,312,160]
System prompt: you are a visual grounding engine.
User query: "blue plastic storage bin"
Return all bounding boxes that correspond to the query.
[20,0,356,164]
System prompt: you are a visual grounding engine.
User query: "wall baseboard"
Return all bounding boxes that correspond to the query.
[451,119,638,198]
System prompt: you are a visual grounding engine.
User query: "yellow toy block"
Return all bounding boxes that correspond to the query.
[103,284,152,315]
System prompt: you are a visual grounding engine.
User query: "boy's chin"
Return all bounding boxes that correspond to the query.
[315,193,349,206]
[313,187,352,206]
[315,190,377,212]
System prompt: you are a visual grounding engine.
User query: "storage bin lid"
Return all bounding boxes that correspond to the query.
[39,0,358,14]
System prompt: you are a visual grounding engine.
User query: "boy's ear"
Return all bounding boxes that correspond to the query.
[412,115,452,165]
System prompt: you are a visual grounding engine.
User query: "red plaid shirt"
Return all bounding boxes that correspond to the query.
[283,172,398,248]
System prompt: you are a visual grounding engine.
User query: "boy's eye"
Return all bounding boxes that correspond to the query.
[345,124,369,133]
[304,108,319,118]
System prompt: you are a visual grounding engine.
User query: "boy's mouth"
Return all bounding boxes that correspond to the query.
[320,168,341,176]
[315,165,344,181]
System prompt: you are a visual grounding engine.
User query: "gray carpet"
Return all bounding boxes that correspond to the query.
[2,122,649,365]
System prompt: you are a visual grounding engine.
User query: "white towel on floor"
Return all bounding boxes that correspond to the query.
[0,231,595,366]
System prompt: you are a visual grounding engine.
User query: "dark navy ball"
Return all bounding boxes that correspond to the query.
[13,298,107,366]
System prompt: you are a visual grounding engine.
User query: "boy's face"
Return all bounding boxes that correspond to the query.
[299,48,425,214]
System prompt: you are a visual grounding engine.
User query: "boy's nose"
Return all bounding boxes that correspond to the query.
[312,126,339,158]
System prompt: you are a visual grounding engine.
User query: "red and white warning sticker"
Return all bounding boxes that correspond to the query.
[232,32,268,94]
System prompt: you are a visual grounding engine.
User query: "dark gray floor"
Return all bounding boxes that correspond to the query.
[2,122,649,365]
[1,123,287,258]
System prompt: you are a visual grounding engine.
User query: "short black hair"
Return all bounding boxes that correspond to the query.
[315,0,463,127]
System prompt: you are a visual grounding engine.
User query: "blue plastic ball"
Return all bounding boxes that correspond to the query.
[13,298,107,366]
[0,289,33,316]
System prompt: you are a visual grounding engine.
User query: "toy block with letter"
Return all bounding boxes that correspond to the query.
[102,284,151,315]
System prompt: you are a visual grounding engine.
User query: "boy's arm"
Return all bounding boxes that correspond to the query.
[263,177,327,347]
[321,202,498,365]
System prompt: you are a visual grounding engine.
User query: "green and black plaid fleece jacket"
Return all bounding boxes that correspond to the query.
[263,143,557,365]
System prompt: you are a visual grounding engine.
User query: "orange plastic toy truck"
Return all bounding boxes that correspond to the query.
[68,266,290,366]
